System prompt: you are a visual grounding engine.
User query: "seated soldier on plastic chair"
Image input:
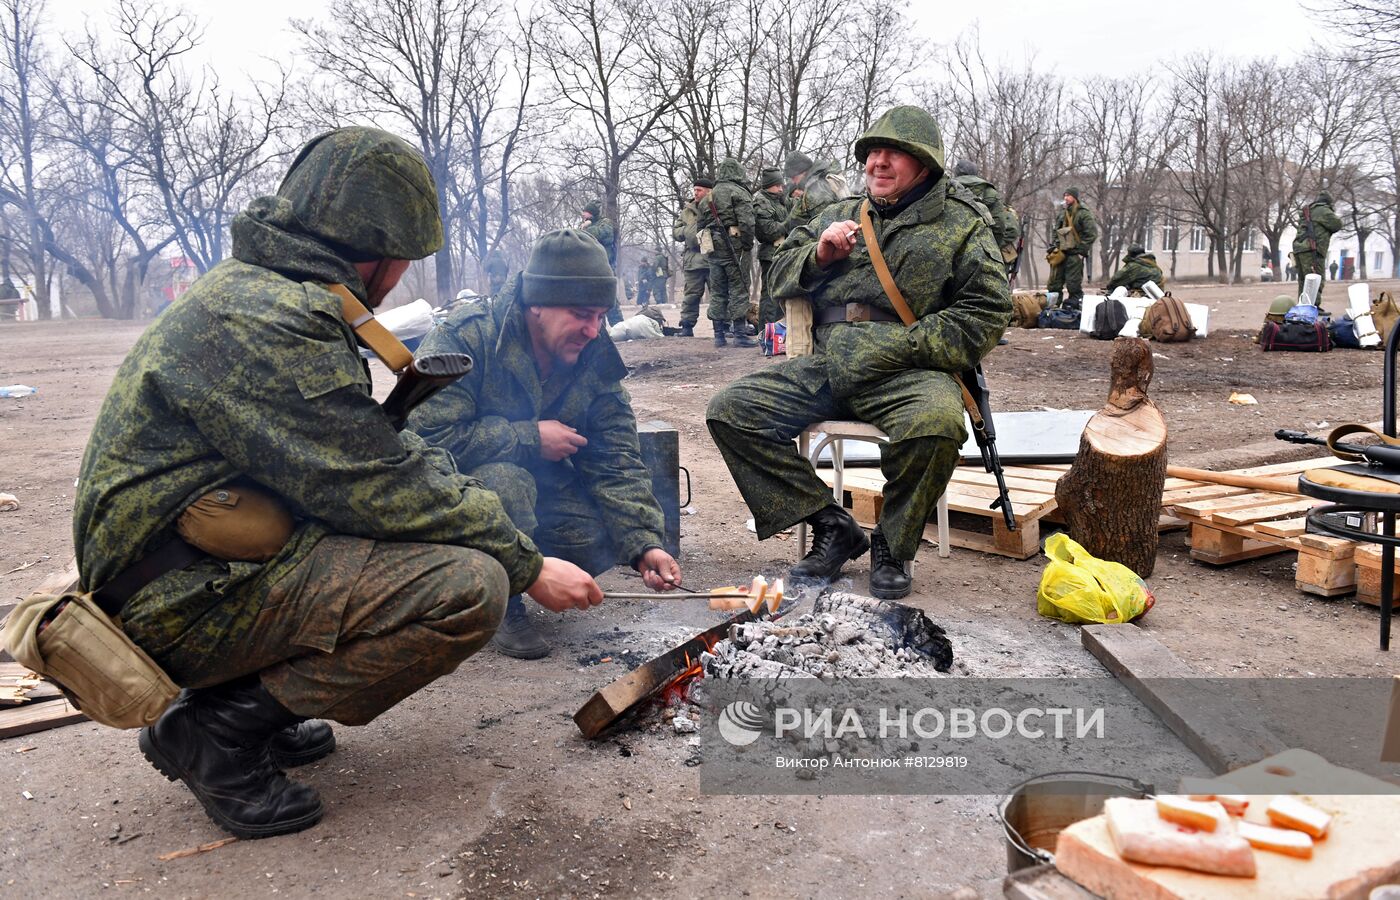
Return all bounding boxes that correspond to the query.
[706,106,1011,600]
[410,229,682,658]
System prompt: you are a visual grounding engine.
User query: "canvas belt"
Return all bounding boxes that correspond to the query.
[815,303,903,324]
[89,536,205,617]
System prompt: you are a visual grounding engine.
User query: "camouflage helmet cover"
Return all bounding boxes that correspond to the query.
[853,106,945,179]
[277,126,443,262]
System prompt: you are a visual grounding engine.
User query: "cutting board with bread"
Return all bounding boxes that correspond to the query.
[1053,750,1400,899]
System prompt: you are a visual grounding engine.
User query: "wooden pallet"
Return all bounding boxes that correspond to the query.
[1164,457,1359,596]
[1353,543,1400,607]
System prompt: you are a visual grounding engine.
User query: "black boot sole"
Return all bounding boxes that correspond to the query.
[790,532,871,582]
[869,579,913,601]
[270,725,337,769]
[491,634,551,660]
[139,728,324,839]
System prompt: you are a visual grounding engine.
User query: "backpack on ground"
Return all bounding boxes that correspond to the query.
[1090,298,1130,340]
[1260,319,1331,352]
[1372,291,1400,347]
[1012,291,1046,328]
[1139,294,1196,343]
[1037,307,1080,330]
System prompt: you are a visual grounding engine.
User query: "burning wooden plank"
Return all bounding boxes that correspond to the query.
[574,608,762,739]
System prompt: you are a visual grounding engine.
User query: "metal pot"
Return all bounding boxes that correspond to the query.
[999,771,1152,873]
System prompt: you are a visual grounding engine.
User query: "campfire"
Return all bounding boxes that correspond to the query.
[573,584,957,739]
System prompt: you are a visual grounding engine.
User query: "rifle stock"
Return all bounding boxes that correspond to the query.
[381,352,473,431]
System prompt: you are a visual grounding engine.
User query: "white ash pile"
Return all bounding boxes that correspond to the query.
[699,590,958,679]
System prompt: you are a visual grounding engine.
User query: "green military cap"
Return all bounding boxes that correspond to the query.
[693,174,715,188]
[521,228,617,307]
[853,106,945,178]
[277,126,443,262]
[759,167,783,189]
[1126,244,1145,258]
[583,200,603,218]
[1064,187,1082,202]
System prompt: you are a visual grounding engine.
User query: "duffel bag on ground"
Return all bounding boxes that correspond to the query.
[1038,307,1080,330]
[1260,319,1332,351]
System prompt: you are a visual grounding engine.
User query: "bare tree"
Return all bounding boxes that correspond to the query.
[0,0,55,317]
[755,0,847,160]
[69,1,287,276]
[1316,0,1400,63]
[296,0,498,299]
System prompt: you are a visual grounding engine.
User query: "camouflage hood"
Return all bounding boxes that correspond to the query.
[231,127,443,296]
[854,106,945,179]
[717,158,748,187]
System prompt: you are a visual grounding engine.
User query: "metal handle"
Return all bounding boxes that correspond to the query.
[679,465,692,508]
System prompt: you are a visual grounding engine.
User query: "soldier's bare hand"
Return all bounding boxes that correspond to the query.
[816,220,861,268]
[636,548,682,591]
[539,419,588,461]
[526,557,603,612]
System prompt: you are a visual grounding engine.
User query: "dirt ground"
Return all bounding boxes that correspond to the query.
[2,279,1398,898]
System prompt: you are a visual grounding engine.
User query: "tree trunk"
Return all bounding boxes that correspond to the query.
[1055,338,1168,577]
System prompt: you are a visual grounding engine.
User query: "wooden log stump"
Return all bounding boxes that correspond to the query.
[1055,338,1168,577]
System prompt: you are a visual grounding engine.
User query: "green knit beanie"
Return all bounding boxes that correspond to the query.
[521,228,617,307]
[759,167,783,189]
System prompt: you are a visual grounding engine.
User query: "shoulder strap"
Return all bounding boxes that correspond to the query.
[858,199,982,426]
[325,283,414,374]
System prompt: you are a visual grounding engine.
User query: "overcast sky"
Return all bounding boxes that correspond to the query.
[49,0,1321,88]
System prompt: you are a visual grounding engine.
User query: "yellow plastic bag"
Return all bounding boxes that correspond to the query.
[1036,534,1154,625]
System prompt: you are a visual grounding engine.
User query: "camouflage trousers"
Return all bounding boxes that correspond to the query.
[707,247,751,322]
[706,356,963,561]
[757,257,782,330]
[158,536,508,725]
[680,268,707,327]
[1047,252,1086,301]
[471,461,622,577]
[1295,252,1327,302]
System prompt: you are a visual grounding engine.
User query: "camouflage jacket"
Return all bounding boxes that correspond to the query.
[1107,254,1165,293]
[672,202,709,271]
[705,159,755,250]
[769,177,1011,405]
[753,189,790,262]
[584,217,617,268]
[74,185,543,662]
[953,174,1015,250]
[1292,200,1343,258]
[407,286,666,564]
[783,160,847,233]
[1056,202,1098,255]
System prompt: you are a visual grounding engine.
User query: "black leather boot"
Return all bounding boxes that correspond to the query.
[869,528,912,600]
[713,320,728,347]
[678,323,694,337]
[171,689,335,769]
[269,720,336,768]
[729,319,757,347]
[790,505,870,582]
[139,678,323,839]
[490,594,550,659]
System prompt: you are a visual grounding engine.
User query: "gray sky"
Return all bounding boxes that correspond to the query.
[49,0,1320,88]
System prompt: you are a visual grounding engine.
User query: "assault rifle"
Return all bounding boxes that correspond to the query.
[959,365,1016,532]
[706,197,743,262]
[1007,220,1026,283]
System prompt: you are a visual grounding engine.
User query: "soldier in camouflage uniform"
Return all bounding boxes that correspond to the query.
[1106,245,1165,294]
[1046,188,1098,310]
[753,166,789,333]
[705,158,757,347]
[72,127,601,840]
[951,160,1016,263]
[410,229,679,658]
[782,152,847,234]
[1292,190,1343,306]
[651,252,670,305]
[581,200,622,324]
[707,106,1011,600]
[484,249,510,297]
[635,257,654,306]
[671,175,713,337]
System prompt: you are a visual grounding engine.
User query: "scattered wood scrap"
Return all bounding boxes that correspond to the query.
[1080,624,1285,774]
[0,698,86,740]
[157,837,238,862]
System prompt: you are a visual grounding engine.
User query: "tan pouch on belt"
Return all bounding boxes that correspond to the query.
[2,592,179,729]
[176,483,295,562]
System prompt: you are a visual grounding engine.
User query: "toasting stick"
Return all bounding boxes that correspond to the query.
[601,591,751,600]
